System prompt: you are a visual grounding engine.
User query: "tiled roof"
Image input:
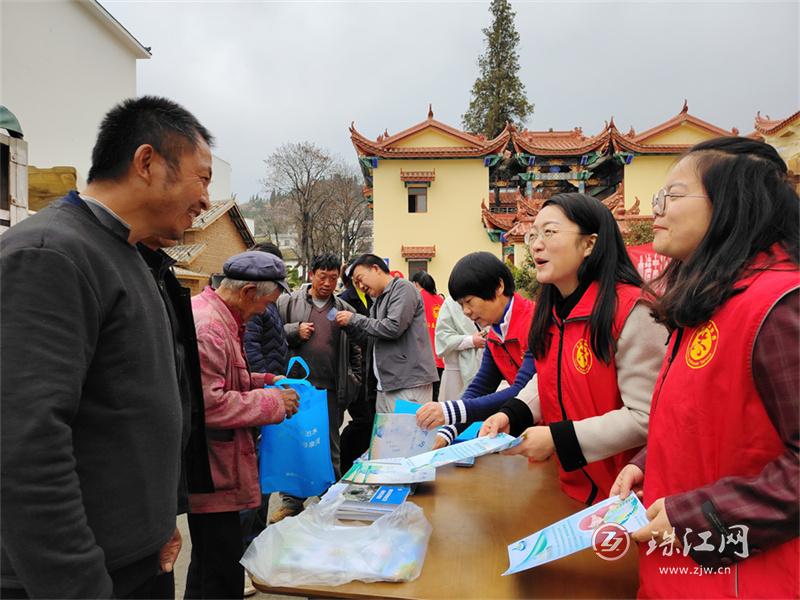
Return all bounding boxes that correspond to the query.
[401,245,436,259]
[505,217,535,243]
[633,100,732,143]
[188,199,235,231]
[754,110,800,136]
[512,102,737,157]
[164,243,207,267]
[350,106,511,159]
[512,127,599,156]
[187,199,255,247]
[400,170,435,182]
[481,200,517,230]
[173,266,208,280]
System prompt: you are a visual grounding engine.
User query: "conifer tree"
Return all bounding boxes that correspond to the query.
[462,0,533,138]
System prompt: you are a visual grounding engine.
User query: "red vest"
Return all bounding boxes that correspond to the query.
[640,248,799,599]
[536,282,642,505]
[419,288,444,369]
[486,293,535,384]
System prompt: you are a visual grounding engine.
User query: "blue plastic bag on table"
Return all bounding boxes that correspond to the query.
[258,357,335,497]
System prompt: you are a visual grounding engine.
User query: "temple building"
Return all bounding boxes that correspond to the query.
[753,110,800,191]
[350,105,510,286]
[351,102,784,281]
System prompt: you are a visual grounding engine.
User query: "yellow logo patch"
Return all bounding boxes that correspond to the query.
[685,320,719,369]
[573,339,593,375]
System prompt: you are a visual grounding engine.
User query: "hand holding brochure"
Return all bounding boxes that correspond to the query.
[504,494,648,575]
[342,433,520,483]
[369,413,437,459]
[403,433,522,471]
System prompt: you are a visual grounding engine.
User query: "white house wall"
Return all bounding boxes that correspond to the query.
[210,154,232,201]
[0,0,144,189]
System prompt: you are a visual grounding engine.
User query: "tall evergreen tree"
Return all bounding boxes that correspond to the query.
[462,0,533,139]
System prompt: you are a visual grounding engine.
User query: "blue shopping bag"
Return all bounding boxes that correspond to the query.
[259,357,335,497]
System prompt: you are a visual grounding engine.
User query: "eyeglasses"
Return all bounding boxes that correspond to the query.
[651,188,708,217]
[524,228,584,245]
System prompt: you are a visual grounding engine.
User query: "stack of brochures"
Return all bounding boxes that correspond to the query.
[341,457,436,484]
[334,483,411,522]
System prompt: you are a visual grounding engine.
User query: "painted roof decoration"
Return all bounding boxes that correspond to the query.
[350,105,511,159]
[482,191,545,234]
[754,110,800,136]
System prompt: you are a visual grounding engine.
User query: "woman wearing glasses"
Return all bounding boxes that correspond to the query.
[612,137,799,598]
[481,192,667,505]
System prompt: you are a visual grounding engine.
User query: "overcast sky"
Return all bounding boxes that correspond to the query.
[103,1,799,202]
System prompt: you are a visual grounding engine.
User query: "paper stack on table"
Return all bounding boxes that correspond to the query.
[333,483,411,521]
[341,457,436,484]
[504,493,649,575]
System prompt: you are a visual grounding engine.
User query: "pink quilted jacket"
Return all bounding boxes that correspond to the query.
[189,287,286,513]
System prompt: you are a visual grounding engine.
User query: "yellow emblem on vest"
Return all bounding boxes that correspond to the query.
[685,320,719,369]
[573,338,593,375]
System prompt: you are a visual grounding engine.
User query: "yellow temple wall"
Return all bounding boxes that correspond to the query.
[372,158,500,288]
[623,155,680,216]
[639,122,721,146]
[392,129,472,148]
[764,123,800,176]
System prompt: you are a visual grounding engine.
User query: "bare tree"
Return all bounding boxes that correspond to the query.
[316,166,373,262]
[240,191,294,245]
[264,142,334,275]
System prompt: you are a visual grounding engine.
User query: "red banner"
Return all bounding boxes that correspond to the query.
[626,243,670,282]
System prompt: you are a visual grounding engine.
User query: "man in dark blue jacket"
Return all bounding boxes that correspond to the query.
[244,242,289,376]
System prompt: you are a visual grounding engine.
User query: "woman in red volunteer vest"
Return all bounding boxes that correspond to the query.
[611,137,800,598]
[483,193,667,505]
[416,252,537,448]
[411,271,445,376]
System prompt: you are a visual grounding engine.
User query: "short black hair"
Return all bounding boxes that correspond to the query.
[251,241,283,260]
[310,253,341,272]
[448,252,515,301]
[351,253,390,274]
[410,271,437,295]
[87,95,214,184]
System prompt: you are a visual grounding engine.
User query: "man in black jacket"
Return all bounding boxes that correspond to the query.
[244,242,289,377]
[1,96,213,598]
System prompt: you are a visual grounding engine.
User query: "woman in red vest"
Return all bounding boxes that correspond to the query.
[612,137,799,598]
[416,252,537,447]
[411,270,445,374]
[483,193,667,505]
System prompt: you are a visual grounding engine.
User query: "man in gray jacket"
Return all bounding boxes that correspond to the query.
[1,96,212,598]
[336,253,438,413]
[271,253,362,522]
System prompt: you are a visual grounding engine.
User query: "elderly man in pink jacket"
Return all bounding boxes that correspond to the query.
[186,251,299,599]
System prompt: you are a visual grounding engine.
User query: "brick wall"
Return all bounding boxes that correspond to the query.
[183,211,249,283]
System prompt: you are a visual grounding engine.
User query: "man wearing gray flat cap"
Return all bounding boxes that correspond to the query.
[222,251,291,292]
[186,251,298,599]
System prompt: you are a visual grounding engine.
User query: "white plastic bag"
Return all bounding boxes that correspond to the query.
[241,497,432,587]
